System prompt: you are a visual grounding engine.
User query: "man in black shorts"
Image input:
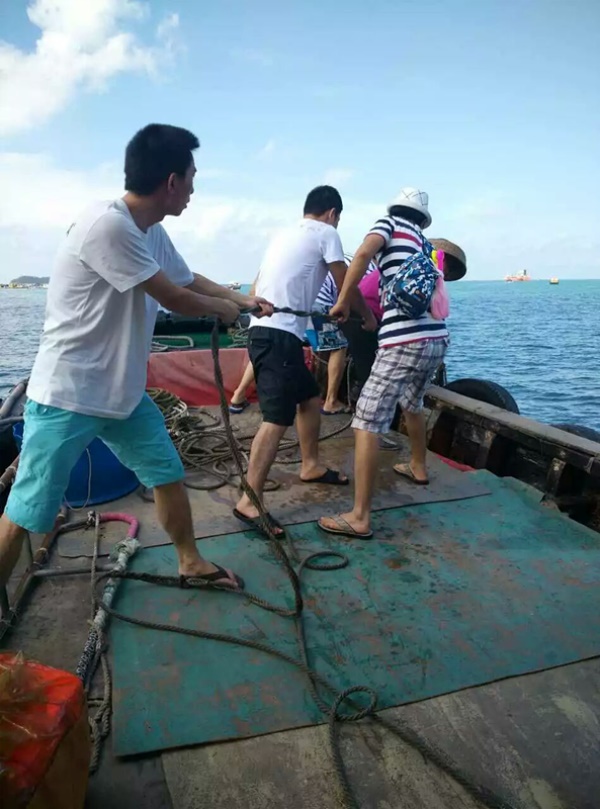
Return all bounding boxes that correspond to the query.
[234,186,376,535]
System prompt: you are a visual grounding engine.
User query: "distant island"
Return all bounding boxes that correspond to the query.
[1,275,50,289]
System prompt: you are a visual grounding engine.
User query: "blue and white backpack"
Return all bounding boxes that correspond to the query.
[382,235,439,319]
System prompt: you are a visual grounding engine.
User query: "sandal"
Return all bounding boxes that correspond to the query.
[301,468,349,486]
[393,463,429,485]
[233,508,285,538]
[321,406,352,415]
[180,563,244,591]
[318,515,373,540]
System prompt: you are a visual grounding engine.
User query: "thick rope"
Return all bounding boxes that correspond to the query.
[146,388,351,492]
[86,513,112,774]
[94,317,515,809]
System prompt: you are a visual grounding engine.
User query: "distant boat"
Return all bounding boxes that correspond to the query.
[225,282,241,290]
[505,270,531,282]
[549,278,559,285]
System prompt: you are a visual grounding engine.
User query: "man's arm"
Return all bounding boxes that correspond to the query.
[327,260,377,330]
[187,273,270,314]
[339,235,384,303]
[329,235,385,323]
[143,271,241,323]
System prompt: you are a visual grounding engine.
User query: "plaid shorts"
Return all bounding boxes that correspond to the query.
[352,338,448,434]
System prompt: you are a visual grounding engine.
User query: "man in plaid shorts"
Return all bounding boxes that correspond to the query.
[318,188,447,539]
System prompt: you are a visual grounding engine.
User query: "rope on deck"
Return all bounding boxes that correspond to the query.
[146,388,351,493]
[95,317,515,809]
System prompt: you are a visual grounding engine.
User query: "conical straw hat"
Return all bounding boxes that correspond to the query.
[429,238,466,281]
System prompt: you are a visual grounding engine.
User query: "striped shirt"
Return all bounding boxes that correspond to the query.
[313,272,338,312]
[369,215,448,348]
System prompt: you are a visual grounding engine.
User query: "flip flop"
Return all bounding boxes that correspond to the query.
[393,463,429,486]
[229,400,250,414]
[318,515,373,540]
[233,508,286,538]
[321,407,352,415]
[180,563,244,591]
[301,468,349,486]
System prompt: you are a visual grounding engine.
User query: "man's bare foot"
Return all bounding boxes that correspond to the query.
[299,464,348,484]
[234,498,285,536]
[318,511,372,538]
[393,462,429,485]
[178,557,221,578]
[321,399,351,414]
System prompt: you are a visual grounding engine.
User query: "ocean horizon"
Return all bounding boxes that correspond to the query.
[1,279,599,432]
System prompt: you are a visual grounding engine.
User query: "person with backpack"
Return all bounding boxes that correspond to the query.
[318,187,448,539]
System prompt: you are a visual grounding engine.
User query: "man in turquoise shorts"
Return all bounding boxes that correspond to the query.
[0,124,272,592]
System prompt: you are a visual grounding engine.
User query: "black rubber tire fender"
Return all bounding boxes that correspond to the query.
[445,378,519,414]
[551,423,600,443]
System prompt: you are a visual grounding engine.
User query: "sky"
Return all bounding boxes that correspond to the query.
[0,0,599,283]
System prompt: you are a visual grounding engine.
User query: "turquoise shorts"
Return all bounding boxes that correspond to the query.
[5,394,184,533]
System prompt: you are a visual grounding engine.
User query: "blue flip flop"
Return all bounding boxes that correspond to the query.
[229,400,250,414]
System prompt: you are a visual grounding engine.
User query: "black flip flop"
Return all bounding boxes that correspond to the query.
[393,464,429,486]
[301,468,350,486]
[180,563,245,591]
[233,508,286,538]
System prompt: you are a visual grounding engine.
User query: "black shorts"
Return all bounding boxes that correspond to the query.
[248,326,320,426]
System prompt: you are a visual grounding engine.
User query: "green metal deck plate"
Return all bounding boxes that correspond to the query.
[112,474,600,756]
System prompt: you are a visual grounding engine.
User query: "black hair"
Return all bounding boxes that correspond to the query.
[388,204,427,228]
[303,185,343,216]
[124,124,200,195]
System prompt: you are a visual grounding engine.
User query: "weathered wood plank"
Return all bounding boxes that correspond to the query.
[426,386,600,478]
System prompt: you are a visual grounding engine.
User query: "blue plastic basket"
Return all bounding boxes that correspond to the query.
[13,423,139,507]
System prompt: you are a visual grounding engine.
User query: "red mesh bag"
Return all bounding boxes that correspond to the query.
[0,653,89,809]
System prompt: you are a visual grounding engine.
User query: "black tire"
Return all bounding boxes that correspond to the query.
[445,378,519,414]
[552,423,600,443]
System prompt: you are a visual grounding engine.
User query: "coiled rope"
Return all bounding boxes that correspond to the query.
[146,387,351,492]
[92,315,514,809]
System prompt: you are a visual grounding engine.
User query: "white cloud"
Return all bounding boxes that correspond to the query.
[0,154,598,284]
[0,0,181,137]
[0,152,377,283]
[322,168,355,186]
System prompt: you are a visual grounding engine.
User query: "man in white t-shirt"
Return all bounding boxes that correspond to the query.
[234,186,375,536]
[0,124,272,592]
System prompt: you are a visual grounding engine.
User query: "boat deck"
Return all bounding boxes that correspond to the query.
[4,407,600,809]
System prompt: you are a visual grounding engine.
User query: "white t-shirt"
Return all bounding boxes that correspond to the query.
[249,219,345,340]
[144,227,194,348]
[28,199,193,419]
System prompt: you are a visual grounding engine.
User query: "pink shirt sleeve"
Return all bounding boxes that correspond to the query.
[358,270,383,321]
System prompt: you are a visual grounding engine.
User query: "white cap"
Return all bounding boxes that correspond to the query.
[390,187,431,228]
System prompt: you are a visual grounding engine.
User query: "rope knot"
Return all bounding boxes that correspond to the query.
[331,686,377,722]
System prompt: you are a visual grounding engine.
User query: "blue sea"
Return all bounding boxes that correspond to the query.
[1,281,599,430]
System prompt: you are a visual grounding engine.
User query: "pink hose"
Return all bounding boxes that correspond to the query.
[99,512,140,539]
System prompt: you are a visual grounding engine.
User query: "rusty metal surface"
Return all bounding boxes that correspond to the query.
[56,406,490,558]
[162,658,600,809]
[4,469,599,808]
[111,473,600,758]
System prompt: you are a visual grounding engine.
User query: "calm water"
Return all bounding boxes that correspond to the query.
[1,281,599,430]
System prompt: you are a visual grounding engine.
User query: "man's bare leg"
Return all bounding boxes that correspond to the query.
[322,348,348,413]
[231,361,255,407]
[297,396,348,482]
[235,422,287,532]
[154,481,239,578]
[0,515,27,591]
[319,428,378,534]
[394,410,428,482]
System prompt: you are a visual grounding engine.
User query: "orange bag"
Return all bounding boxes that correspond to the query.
[0,653,90,809]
